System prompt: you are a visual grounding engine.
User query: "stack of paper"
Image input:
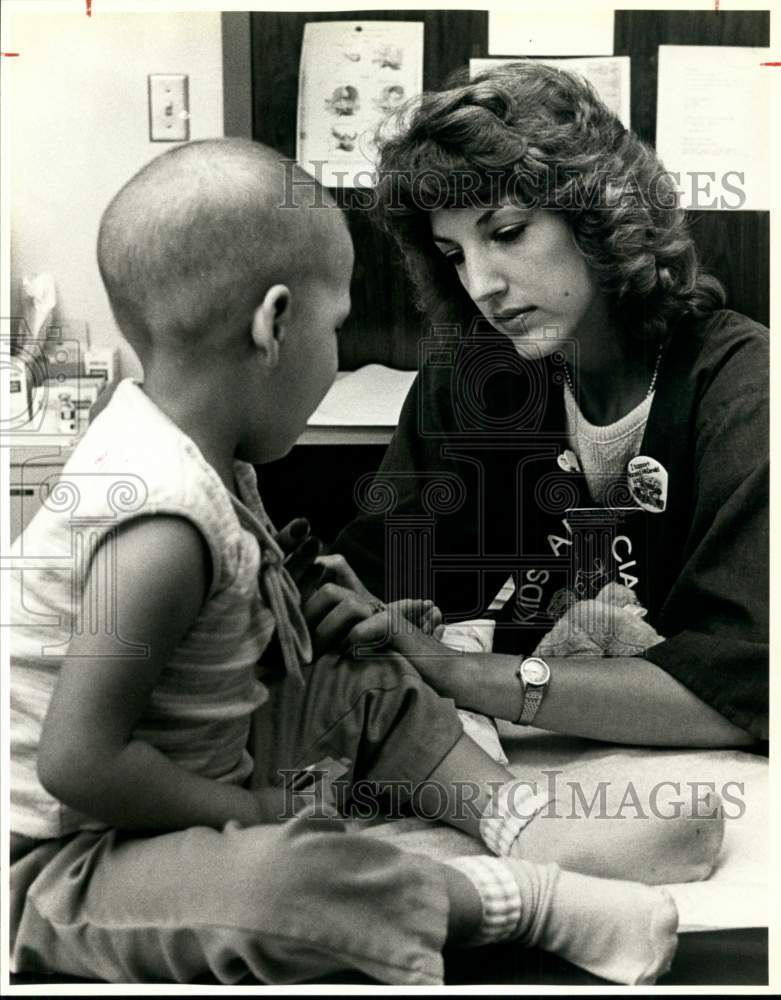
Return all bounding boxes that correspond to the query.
[308,364,417,427]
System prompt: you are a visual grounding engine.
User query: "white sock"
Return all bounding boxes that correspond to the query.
[478,780,550,856]
[447,855,678,985]
[445,855,523,945]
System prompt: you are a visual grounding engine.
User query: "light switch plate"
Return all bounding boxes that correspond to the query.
[148,73,189,142]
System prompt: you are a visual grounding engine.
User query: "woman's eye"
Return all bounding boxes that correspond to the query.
[443,249,464,266]
[493,224,527,244]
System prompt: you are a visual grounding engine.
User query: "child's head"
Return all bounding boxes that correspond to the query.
[97,138,353,461]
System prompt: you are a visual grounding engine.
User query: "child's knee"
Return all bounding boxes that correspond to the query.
[356,650,426,689]
[304,650,430,723]
[236,813,359,904]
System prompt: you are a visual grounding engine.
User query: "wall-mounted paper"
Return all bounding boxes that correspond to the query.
[488,9,613,57]
[656,46,770,211]
[470,57,630,128]
[297,20,424,189]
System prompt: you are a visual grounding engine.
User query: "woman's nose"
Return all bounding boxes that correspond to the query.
[462,253,508,306]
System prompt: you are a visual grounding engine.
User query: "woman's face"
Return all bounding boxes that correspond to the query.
[430,203,610,357]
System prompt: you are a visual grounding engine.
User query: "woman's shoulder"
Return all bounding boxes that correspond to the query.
[672,309,768,395]
[681,307,767,355]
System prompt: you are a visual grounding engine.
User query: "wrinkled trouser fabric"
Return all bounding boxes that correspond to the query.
[11,651,464,985]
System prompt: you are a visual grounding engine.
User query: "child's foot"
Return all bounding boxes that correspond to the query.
[514,859,679,984]
[447,854,678,984]
[480,781,724,884]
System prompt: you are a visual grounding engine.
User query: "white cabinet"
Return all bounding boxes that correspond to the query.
[9,446,71,542]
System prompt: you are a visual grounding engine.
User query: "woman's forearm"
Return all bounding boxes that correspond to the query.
[442,652,754,748]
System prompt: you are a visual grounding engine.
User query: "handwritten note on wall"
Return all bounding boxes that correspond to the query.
[656,45,770,211]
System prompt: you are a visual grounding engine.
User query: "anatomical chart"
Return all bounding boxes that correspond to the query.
[297,20,424,189]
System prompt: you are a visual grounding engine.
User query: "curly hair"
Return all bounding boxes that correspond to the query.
[372,62,725,343]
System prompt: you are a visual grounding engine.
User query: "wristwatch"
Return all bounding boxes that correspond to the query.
[516,656,551,725]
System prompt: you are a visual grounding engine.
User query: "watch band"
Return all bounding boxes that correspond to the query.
[516,656,550,726]
[518,684,545,725]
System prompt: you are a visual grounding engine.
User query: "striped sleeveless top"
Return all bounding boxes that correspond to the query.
[10,380,311,839]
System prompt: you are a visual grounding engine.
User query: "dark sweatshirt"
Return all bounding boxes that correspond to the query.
[333,310,769,742]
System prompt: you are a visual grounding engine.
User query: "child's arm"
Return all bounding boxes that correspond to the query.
[37,515,281,831]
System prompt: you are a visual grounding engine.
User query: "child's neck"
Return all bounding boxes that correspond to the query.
[142,364,241,496]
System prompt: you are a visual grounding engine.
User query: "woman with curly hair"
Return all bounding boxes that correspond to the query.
[334,61,768,748]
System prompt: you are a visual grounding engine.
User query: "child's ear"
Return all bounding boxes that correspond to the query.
[251,284,291,371]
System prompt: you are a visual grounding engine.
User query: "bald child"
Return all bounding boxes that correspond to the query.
[11,140,715,987]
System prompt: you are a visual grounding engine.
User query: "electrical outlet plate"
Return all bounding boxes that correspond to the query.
[148,73,189,142]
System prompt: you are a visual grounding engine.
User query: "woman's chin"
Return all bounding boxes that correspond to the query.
[504,329,567,360]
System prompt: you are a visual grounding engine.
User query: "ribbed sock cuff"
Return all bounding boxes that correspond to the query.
[445,856,522,946]
[479,781,550,856]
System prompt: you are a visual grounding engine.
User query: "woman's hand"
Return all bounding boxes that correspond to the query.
[303,582,442,657]
[343,609,457,685]
[311,552,445,637]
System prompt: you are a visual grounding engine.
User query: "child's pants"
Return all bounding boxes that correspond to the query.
[11,651,465,985]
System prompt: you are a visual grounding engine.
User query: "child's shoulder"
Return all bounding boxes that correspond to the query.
[72,381,219,494]
[59,381,239,561]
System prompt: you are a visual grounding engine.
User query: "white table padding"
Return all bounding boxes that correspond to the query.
[356,725,767,933]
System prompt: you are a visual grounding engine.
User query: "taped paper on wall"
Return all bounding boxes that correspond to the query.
[487,9,613,57]
[471,56,630,128]
[656,45,770,211]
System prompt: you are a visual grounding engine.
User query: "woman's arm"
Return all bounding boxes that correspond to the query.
[450,651,754,747]
[640,371,768,742]
[322,550,756,748]
[379,629,754,748]
[37,516,281,831]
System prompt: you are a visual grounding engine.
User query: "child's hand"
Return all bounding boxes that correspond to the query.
[249,785,291,824]
[274,518,324,603]
[314,552,376,603]
[274,527,379,610]
[303,582,439,657]
[303,582,389,655]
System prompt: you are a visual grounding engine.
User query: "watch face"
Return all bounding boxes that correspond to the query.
[523,658,550,685]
